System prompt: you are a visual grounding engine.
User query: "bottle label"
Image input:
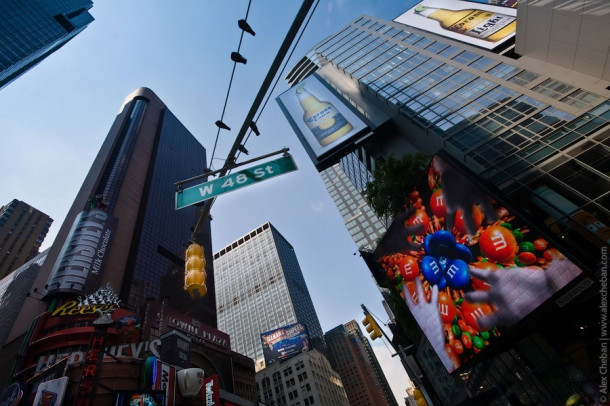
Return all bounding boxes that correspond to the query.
[449,10,514,40]
[307,109,351,143]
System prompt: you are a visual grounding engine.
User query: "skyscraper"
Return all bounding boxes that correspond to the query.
[0,199,52,278]
[0,0,94,89]
[280,3,608,404]
[320,162,386,251]
[325,321,395,406]
[214,222,325,371]
[1,88,215,380]
[344,320,398,406]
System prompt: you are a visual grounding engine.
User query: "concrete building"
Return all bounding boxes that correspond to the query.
[279,1,609,404]
[325,321,395,406]
[0,0,94,89]
[0,200,52,278]
[214,222,325,371]
[256,349,350,406]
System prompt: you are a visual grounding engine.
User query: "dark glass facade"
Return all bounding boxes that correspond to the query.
[124,108,212,315]
[283,11,609,406]
[0,0,94,89]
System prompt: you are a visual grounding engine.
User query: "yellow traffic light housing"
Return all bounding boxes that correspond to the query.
[361,314,383,340]
[413,388,427,406]
[185,243,207,298]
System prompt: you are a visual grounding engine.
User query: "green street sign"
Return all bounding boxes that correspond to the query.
[176,155,298,210]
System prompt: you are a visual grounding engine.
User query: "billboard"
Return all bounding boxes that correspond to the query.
[261,322,310,365]
[45,208,117,295]
[32,377,69,406]
[276,74,368,162]
[374,154,582,373]
[394,0,517,50]
[114,391,165,406]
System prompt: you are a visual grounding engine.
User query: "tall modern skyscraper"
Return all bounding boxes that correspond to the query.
[0,199,52,278]
[214,222,325,371]
[280,2,608,404]
[320,161,386,251]
[344,320,398,405]
[325,321,396,406]
[0,0,94,89]
[1,88,215,382]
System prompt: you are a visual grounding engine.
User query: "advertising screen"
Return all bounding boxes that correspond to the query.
[276,74,368,162]
[374,154,582,373]
[394,0,517,50]
[261,322,310,365]
[114,391,165,406]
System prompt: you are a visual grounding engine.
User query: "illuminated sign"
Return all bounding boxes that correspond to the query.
[148,303,230,350]
[35,339,161,373]
[50,284,121,317]
[374,154,582,373]
[394,0,517,50]
[277,74,368,163]
[46,209,117,294]
[32,377,69,406]
[261,322,310,365]
[150,359,176,406]
[114,391,164,406]
[74,329,107,405]
[203,375,220,406]
[50,300,117,317]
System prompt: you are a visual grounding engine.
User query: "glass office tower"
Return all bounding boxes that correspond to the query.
[214,222,325,371]
[286,13,609,262]
[320,163,386,251]
[282,4,609,404]
[0,0,94,89]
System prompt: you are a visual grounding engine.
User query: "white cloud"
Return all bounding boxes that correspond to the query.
[310,200,325,212]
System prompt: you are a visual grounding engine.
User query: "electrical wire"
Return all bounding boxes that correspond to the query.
[238,0,320,157]
[209,0,253,170]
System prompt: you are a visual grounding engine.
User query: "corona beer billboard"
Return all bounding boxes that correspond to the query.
[277,74,368,166]
[261,322,310,365]
[374,154,582,373]
[394,0,517,50]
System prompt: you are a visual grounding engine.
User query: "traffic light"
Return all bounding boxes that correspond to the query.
[185,243,207,298]
[361,314,383,340]
[413,388,427,406]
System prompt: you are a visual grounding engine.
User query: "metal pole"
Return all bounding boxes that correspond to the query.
[189,0,315,242]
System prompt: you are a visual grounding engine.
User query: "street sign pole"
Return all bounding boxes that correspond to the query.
[175,154,297,210]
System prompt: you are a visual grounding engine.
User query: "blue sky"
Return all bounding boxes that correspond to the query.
[0,0,418,401]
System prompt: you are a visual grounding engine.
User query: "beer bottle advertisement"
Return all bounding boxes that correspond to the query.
[276,74,367,158]
[394,0,517,50]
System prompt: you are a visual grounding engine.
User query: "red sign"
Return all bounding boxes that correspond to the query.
[74,330,107,405]
[203,375,219,406]
[152,360,176,406]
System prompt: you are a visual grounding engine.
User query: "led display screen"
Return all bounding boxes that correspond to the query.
[374,154,582,372]
[114,391,165,406]
[394,0,517,50]
[261,322,310,365]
